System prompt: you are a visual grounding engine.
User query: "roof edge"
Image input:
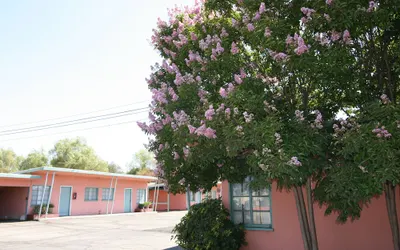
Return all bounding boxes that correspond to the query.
[0,173,41,179]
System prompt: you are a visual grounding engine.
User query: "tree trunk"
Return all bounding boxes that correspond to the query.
[294,187,311,250]
[385,182,400,250]
[306,179,319,250]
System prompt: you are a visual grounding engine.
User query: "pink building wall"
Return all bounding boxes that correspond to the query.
[0,187,29,220]
[27,172,150,216]
[222,181,400,250]
[149,189,187,211]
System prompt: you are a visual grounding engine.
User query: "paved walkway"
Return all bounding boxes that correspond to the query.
[0,211,186,250]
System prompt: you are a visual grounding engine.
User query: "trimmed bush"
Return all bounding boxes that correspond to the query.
[172,198,246,250]
[33,204,54,214]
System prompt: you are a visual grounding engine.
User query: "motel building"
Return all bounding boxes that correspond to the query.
[0,167,157,220]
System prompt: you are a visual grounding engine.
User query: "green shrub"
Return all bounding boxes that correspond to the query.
[33,204,54,214]
[138,203,145,209]
[172,198,246,250]
[143,201,152,208]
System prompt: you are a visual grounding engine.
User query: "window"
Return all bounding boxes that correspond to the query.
[190,191,195,202]
[85,187,98,201]
[195,191,201,203]
[31,185,51,206]
[102,188,115,201]
[211,190,217,199]
[136,189,146,204]
[230,177,272,230]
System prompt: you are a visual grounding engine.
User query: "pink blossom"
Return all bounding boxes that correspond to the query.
[219,87,228,98]
[237,0,243,5]
[324,14,331,22]
[225,108,231,117]
[188,125,197,134]
[295,45,308,55]
[190,32,198,41]
[215,42,225,54]
[381,94,390,104]
[264,27,272,37]
[295,110,305,121]
[158,144,164,151]
[301,17,308,25]
[174,74,184,85]
[217,164,223,168]
[168,87,179,101]
[259,2,266,13]
[331,30,341,41]
[253,12,261,21]
[240,68,246,78]
[174,152,180,160]
[221,28,229,38]
[198,89,208,102]
[247,23,255,32]
[342,30,352,44]
[137,122,149,131]
[367,1,376,12]
[301,7,315,17]
[231,42,239,54]
[216,103,225,113]
[227,83,235,93]
[289,157,302,166]
[173,110,188,126]
[234,74,243,84]
[372,126,392,138]
[273,52,288,61]
[204,127,217,138]
[326,0,333,5]
[286,35,294,45]
[205,105,215,120]
[232,18,238,27]
[196,76,202,82]
[195,124,206,135]
[162,115,173,125]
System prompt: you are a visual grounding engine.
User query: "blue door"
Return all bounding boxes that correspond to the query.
[124,189,132,212]
[59,187,71,216]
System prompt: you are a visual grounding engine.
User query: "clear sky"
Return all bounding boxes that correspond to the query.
[0,0,193,170]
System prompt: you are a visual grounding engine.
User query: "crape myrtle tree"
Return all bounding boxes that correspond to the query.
[138,0,399,250]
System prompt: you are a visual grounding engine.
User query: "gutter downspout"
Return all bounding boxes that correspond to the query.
[38,171,49,220]
[45,172,56,218]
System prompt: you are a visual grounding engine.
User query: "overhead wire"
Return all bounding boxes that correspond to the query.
[0,100,151,129]
[0,107,149,135]
[0,118,150,143]
[0,108,150,136]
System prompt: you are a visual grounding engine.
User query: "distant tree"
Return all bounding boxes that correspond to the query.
[0,149,23,173]
[127,149,156,176]
[108,162,123,173]
[20,149,48,170]
[49,137,108,172]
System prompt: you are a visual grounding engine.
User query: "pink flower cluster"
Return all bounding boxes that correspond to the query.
[264,27,272,37]
[311,110,323,129]
[264,101,277,112]
[243,112,254,123]
[247,23,255,32]
[367,1,376,12]
[172,110,188,126]
[185,50,203,66]
[168,87,179,101]
[289,157,302,166]
[300,7,316,24]
[199,34,222,51]
[211,42,225,60]
[198,89,209,103]
[205,105,215,120]
[231,42,239,54]
[220,28,229,38]
[194,124,217,138]
[275,133,283,145]
[294,36,309,55]
[381,94,390,104]
[295,110,305,121]
[372,126,392,138]
[269,51,288,62]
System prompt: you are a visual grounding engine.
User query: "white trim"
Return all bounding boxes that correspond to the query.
[58,185,73,216]
[124,188,132,213]
[15,166,156,181]
[0,173,41,179]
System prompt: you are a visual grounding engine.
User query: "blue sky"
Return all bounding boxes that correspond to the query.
[0,0,193,169]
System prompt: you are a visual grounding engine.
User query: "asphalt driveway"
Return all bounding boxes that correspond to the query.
[0,211,187,250]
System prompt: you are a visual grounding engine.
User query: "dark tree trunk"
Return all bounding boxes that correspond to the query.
[294,187,311,250]
[307,179,319,250]
[385,182,400,250]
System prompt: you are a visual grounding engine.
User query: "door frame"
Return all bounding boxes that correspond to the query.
[124,188,132,213]
[58,186,73,216]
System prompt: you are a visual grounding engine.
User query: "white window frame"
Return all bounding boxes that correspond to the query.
[136,189,146,204]
[211,190,217,199]
[102,188,115,201]
[31,185,51,206]
[84,187,99,201]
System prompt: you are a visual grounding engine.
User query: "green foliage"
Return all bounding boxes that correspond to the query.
[107,162,123,173]
[137,203,144,209]
[49,137,108,172]
[33,204,54,214]
[127,149,155,176]
[143,201,152,207]
[20,149,48,170]
[172,199,246,250]
[0,149,24,173]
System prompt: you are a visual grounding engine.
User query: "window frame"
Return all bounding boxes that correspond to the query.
[229,178,273,231]
[84,187,99,201]
[136,189,146,204]
[211,190,217,199]
[102,188,115,201]
[189,191,195,202]
[31,185,51,206]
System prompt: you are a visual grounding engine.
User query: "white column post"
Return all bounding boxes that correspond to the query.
[110,177,118,214]
[106,177,114,214]
[45,172,56,218]
[38,171,49,220]
[146,185,149,202]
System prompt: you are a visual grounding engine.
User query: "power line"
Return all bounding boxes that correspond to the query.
[0,107,149,135]
[0,118,150,143]
[0,100,151,129]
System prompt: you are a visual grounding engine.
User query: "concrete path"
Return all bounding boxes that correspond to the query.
[0,211,187,250]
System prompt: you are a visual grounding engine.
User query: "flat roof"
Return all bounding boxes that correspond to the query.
[15,166,157,181]
[0,173,41,179]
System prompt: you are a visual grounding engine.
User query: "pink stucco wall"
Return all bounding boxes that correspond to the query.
[0,187,29,220]
[222,181,400,250]
[27,172,151,216]
[149,189,188,211]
